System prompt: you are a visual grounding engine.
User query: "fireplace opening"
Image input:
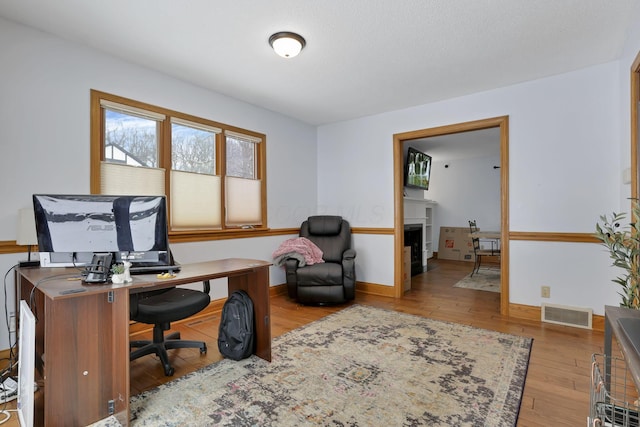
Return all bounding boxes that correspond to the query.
[404,224,423,276]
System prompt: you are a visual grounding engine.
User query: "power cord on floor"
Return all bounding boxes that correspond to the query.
[0,265,29,426]
[0,375,39,425]
[0,376,18,426]
[0,409,17,425]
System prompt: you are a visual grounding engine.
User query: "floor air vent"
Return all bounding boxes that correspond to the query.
[541,303,592,329]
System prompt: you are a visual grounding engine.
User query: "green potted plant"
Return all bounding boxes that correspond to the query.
[595,202,640,309]
[111,263,126,284]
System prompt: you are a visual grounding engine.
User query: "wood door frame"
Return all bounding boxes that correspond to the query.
[631,51,640,201]
[393,116,510,315]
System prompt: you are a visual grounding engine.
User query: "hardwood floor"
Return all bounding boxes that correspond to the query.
[3,259,604,426]
[127,258,605,426]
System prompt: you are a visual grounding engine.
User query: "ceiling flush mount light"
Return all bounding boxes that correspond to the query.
[269,31,306,58]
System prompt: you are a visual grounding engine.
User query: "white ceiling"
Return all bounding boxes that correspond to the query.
[407,128,501,162]
[0,0,638,126]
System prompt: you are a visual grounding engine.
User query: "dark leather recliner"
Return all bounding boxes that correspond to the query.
[284,215,356,304]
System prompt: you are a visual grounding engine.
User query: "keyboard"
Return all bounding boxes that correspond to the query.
[129,264,181,275]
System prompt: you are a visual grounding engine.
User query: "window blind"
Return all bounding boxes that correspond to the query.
[100,99,166,121]
[100,162,165,195]
[171,117,222,134]
[225,176,262,226]
[170,170,222,229]
[225,130,262,143]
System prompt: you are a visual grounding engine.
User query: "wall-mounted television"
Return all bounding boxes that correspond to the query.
[404,147,432,190]
[32,194,178,272]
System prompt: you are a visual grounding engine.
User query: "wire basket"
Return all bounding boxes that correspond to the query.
[591,353,640,427]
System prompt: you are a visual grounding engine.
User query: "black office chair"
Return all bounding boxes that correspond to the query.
[129,281,211,376]
[284,215,356,305]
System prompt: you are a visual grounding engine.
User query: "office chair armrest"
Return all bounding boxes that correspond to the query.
[202,279,211,294]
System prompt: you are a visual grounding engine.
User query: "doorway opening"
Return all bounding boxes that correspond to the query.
[393,116,510,315]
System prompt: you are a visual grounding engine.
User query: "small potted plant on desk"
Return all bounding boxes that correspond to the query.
[110,263,130,284]
[595,201,640,309]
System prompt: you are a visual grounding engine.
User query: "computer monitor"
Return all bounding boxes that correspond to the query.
[17,300,35,427]
[32,194,177,273]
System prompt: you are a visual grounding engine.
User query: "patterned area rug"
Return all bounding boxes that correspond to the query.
[127,305,531,426]
[453,269,501,293]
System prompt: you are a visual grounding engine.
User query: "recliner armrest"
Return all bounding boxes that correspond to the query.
[284,258,300,299]
[343,248,356,260]
[283,258,300,271]
[341,249,356,300]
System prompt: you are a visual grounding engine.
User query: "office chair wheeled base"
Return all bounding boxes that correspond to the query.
[130,324,207,376]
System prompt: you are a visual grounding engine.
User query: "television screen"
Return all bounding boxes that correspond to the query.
[32,194,176,271]
[404,147,432,190]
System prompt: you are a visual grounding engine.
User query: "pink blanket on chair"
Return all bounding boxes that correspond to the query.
[272,237,324,267]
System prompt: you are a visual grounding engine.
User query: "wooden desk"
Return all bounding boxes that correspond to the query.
[18,258,272,427]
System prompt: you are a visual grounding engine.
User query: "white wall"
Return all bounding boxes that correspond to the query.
[3,10,640,352]
[428,155,501,245]
[617,9,640,208]
[318,61,623,313]
[0,18,317,350]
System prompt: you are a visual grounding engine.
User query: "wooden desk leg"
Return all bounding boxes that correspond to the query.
[227,266,271,362]
[111,288,132,426]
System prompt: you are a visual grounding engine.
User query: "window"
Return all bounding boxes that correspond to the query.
[90,90,267,239]
[225,131,262,226]
[171,119,216,174]
[169,118,221,231]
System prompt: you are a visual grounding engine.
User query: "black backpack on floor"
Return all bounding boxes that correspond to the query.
[218,290,255,360]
